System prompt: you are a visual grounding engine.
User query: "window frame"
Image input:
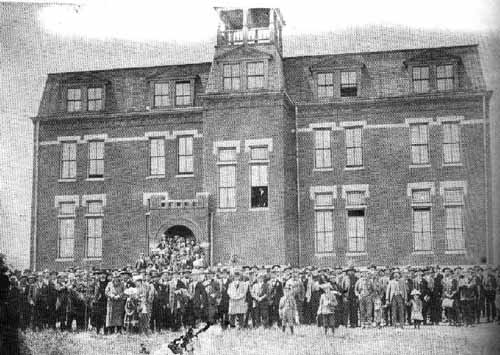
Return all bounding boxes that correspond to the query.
[218,147,237,210]
[60,141,77,179]
[154,82,171,108]
[57,202,76,259]
[340,71,358,97]
[87,87,103,111]
[175,81,192,106]
[223,63,241,91]
[67,88,82,112]
[314,129,332,169]
[345,190,367,253]
[410,188,433,252]
[442,122,461,165]
[412,66,430,93]
[246,61,265,90]
[177,135,194,175]
[249,146,269,209]
[149,137,166,176]
[85,200,103,258]
[317,72,334,99]
[410,123,429,165]
[88,140,105,179]
[314,192,334,254]
[436,64,455,91]
[443,188,465,251]
[345,126,363,167]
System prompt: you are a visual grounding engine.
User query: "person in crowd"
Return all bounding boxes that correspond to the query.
[430,267,443,325]
[355,270,374,328]
[218,268,231,329]
[410,289,423,329]
[483,267,497,322]
[105,272,125,334]
[342,266,358,328]
[279,284,297,334]
[317,283,338,335]
[124,285,139,333]
[227,271,248,329]
[386,270,407,328]
[459,269,477,327]
[92,270,108,334]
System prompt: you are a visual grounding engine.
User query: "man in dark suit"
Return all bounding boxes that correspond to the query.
[218,268,231,329]
[192,270,209,324]
[269,267,283,327]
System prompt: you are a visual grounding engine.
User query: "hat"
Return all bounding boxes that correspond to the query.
[410,289,421,296]
[49,270,57,276]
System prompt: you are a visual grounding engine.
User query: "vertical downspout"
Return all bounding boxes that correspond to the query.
[294,103,301,267]
[31,119,39,271]
[209,212,214,267]
[482,94,491,264]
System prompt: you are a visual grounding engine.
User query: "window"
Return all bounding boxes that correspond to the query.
[86,201,103,258]
[444,188,465,251]
[175,82,191,106]
[88,140,104,178]
[223,63,240,90]
[314,129,331,169]
[410,124,429,165]
[247,62,264,89]
[411,189,432,251]
[340,71,357,97]
[178,136,193,174]
[58,202,75,258]
[149,138,165,176]
[154,83,170,107]
[317,73,334,98]
[314,193,334,253]
[437,65,454,91]
[218,148,236,209]
[87,88,103,111]
[60,142,77,179]
[443,122,460,164]
[67,88,82,112]
[345,127,363,167]
[250,146,269,208]
[412,66,430,93]
[346,191,366,252]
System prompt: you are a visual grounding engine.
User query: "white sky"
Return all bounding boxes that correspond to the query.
[31,0,500,42]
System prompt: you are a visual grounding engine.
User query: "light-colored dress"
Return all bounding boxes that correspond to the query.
[105,281,125,327]
[279,294,297,326]
[227,280,248,315]
[411,298,423,321]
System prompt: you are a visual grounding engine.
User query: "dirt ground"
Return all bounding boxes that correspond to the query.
[24,322,500,355]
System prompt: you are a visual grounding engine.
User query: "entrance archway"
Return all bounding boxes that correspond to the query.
[163,225,196,243]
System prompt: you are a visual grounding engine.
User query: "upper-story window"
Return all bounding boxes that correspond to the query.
[410,124,429,165]
[67,88,82,112]
[443,122,461,164]
[247,62,264,89]
[178,135,194,175]
[149,137,165,176]
[314,129,331,169]
[154,83,170,107]
[88,140,104,178]
[175,82,191,106]
[223,63,240,91]
[87,88,103,111]
[317,73,334,98]
[250,146,269,208]
[61,141,77,179]
[340,71,357,97]
[412,66,430,93]
[345,127,363,167]
[437,64,454,91]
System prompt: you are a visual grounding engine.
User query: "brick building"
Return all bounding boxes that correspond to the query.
[30,8,493,270]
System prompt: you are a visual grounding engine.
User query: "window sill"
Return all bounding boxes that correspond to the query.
[249,207,269,212]
[83,257,102,261]
[86,177,105,182]
[55,258,74,262]
[445,250,466,255]
[443,163,463,167]
[344,166,364,171]
[216,208,237,213]
[411,251,434,255]
[409,164,431,169]
[313,168,333,172]
[345,252,368,257]
[146,175,165,179]
[176,174,194,178]
[58,178,76,183]
[315,253,336,258]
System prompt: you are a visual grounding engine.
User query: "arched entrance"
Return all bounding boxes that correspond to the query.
[163,225,196,243]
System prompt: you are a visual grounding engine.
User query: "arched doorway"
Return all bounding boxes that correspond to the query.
[163,225,196,243]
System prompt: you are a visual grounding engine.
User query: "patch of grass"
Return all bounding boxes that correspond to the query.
[23,323,500,355]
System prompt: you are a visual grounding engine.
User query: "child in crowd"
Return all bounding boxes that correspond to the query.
[279,284,297,334]
[317,283,338,335]
[123,287,139,333]
[410,289,423,329]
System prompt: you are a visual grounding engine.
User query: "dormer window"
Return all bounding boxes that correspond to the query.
[412,66,430,93]
[247,62,264,89]
[87,88,103,111]
[67,88,82,112]
[437,64,454,91]
[175,81,191,106]
[317,73,334,98]
[223,63,240,91]
[340,71,357,97]
[154,83,170,107]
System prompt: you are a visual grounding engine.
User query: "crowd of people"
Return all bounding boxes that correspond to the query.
[2,245,500,339]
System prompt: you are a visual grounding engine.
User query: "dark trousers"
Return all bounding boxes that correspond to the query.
[475,296,485,323]
[229,313,244,328]
[461,300,474,325]
[391,295,405,326]
[347,298,358,327]
[485,292,496,321]
[269,303,281,327]
[218,306,230,329]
